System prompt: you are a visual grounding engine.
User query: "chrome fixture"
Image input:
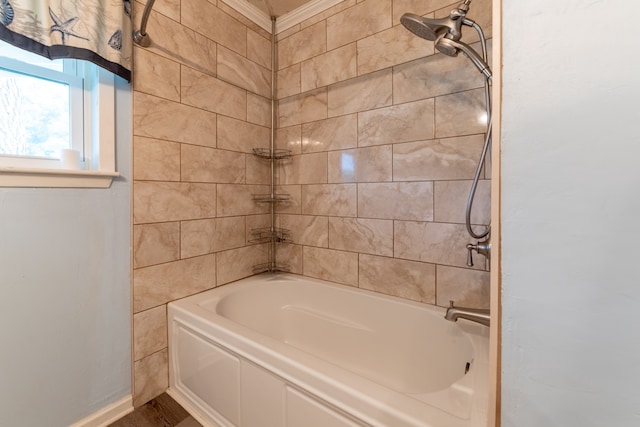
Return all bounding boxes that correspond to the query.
[401,0,492,262]
[133,0,156,47]
[445,301,490,327]
[466,238,490,267]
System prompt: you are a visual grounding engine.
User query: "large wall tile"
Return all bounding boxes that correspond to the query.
[278,21,327,69]
[182,0,247,55]
[133,92,217,147]
[435,88,488,138]
[218,46,271,98]
[278,153,328,185]
[328,217,394,256]
[218,116,270,153]
[278,88,328,127]
[133,349,168,407]
[133,305,167,361]
[133,137,181,181]
[133,254,217,313]
[301,43,357,92]
[359,254,436,303]
[279,214,329,247]
[358,182,433,221]
[391,0,453,27]
[358,98,435,146]
[436,265,490,309]
[133,222,181,269]
[181,217,246,258]
[181,66,247,120]
[327,145,392,183]
[277,65,301,99]
[434,180,491,225]
[276,125,303,155]
[181,145,246,184]
[327,69,392,117]
[246,155,271,185]
[275,185,302,214]
[275,243,303,274]
[326,0,392,50]
[302,246,358,286]
[133,182,216,224]
[133,47,181,102]
[217,184,270,216]
[217,244,268,285]
[247,93,271,127]
[302,114,357,153]
[393,135,485,181]
[357,24,433,75]
[301,184,357,217]
[247,29,272,70]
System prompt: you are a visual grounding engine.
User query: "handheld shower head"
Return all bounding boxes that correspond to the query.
[435,36,492,80]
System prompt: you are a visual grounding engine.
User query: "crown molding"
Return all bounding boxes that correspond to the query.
[222,0,343,34]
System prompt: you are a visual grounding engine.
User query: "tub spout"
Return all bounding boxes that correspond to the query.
[444,301,490,326]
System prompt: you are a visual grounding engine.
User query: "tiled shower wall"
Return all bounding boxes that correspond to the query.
[274,0,491,305]
[130,0,491,407]
[131,0,274,406]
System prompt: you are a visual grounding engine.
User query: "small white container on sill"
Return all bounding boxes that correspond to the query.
[60,149,81,170]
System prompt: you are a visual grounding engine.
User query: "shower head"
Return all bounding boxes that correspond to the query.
[435,36,492,80]
[400,13,451,41]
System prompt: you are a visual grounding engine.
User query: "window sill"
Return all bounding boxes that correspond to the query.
[0,167,119,188]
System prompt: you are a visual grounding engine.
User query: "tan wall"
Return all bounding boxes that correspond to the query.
[131,0,273,406]
[130,0,491,407]
[274,0,492,306]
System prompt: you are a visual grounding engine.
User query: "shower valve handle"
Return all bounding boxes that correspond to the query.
[466,239,491,267]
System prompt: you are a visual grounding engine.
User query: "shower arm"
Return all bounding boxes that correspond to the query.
[133,0,157,47]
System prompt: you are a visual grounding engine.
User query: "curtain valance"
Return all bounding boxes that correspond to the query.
[0,0,132,81]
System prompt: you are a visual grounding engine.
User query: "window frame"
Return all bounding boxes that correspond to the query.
[0,45,119,188]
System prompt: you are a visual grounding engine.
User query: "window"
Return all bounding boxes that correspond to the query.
[0,41,118,188]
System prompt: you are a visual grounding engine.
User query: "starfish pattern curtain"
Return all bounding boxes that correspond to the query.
[0,0,132,81]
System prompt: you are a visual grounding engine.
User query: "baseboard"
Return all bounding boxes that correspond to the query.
[68,395,134,427]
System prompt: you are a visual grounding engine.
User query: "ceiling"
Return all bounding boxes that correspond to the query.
[245,0,312,17]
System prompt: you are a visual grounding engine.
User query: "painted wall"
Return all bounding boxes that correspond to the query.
[501,0,640,425]
[274,0,492,308]
[130,0,274,405]
[0,78,131,426]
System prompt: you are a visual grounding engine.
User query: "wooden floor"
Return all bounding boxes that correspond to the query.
[109,393,202,427]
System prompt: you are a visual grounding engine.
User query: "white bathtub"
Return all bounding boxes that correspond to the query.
[167,273,489,427]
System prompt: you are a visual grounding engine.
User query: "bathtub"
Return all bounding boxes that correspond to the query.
[167,273,489,427]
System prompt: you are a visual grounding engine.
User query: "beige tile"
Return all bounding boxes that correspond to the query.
[278,88,328,127]
[133,182,216,224]
[276,125,302,155]
[436,265,490,309]
[181,217,246,258]
[133,349,168,407]
[326,0,392,50]
[275,184,302,214]
[133,92,217,147]
[247,29,272,70]
[278,21,327,70]
[133,254,217,313]
[394,221,485,268]
[247,93,271,127]
[218,46,271,98]
[218,0,271,37]
[135,4,217,76]
[133,222,181,269]
[133,47,180,102]
[217,244,268,285]
[300,0,357,30]
[278,214,328,247]
[133,305,167,361]
[393,42,486,104]
[277,64,301,99]
[148,0,180,21]
[301,184,357,217]
[393,135,485,181]
[181,0,246,55]
[302,114,357,153]
[301,43,357,92]
[133,137,181,181]
[302,246,358,286]
[181,66,247,120]
[357,24,433,75]
[278,153,328,185]
[328,217,393,256]
[277,24,301,41]
[327,69,392,117]
[435,88,488,138]
[218,116,270,153]
[391,0,452,24]
[246,154,271,185]
[359,254,436,303]
[246,214,271,243]
[327,145,392,183]
[181,145,246,183]
[358,182,433,220]
[358,98,434,146]
[434,180,491,225]
[217,184,270,216]
[275,243,303,274]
